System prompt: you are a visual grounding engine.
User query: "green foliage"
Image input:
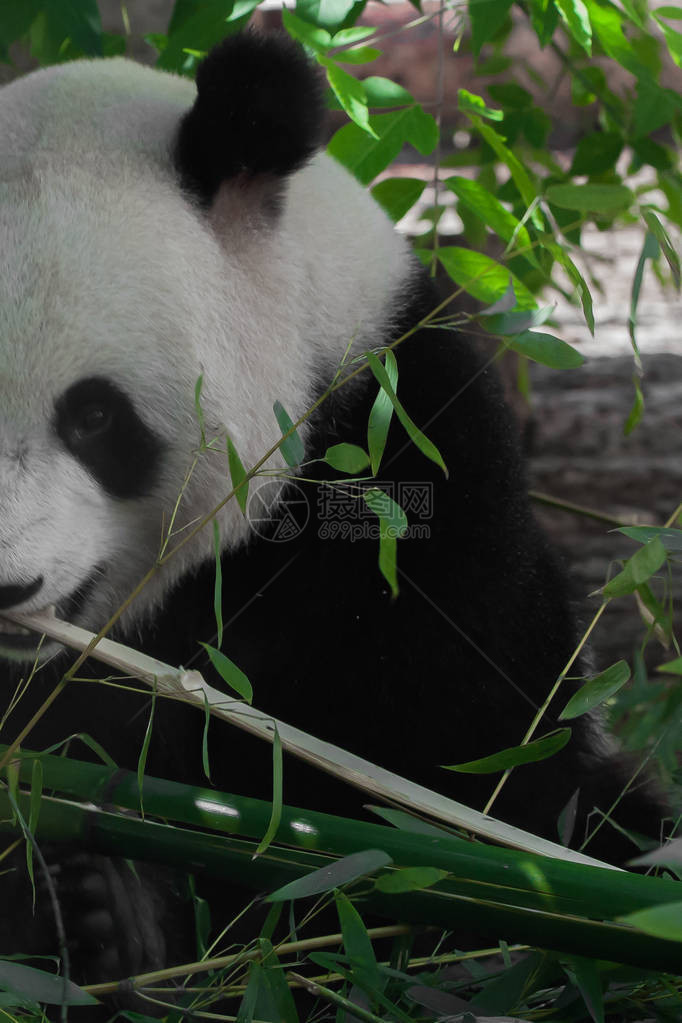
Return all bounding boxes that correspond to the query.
[200,641,253,702]
[444,727,572,773]
[1,2,681,1019]
[560,660,631,719]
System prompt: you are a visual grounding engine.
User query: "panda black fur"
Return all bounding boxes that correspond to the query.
[0,32,667,1002]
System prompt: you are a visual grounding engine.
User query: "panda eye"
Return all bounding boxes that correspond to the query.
[73,402,112,440]
[54,375,163,499]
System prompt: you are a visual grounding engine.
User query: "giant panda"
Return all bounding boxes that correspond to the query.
[0,30,667,1005]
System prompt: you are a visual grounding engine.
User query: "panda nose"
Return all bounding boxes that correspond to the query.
[0,576,44,610]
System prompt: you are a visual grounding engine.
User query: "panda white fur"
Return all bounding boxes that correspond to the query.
[0,32,666,1001]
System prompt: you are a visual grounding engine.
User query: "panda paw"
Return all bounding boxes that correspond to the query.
[42,851,168,984]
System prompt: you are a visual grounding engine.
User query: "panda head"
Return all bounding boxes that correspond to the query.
[0,33,412,662]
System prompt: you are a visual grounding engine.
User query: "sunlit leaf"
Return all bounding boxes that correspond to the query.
[458,88,503,121]
[320,57,377,137]
[444,176,538,266]
[434,247,537,310]
[556,0,592,53]
[506,330,585,369]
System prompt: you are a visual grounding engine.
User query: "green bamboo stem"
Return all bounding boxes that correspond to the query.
[2,751,682,974]
[4,747,678,919]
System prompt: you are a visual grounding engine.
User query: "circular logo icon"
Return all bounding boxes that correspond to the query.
[247,479,309,542]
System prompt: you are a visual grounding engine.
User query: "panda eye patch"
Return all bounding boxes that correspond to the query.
[54,377,163,498]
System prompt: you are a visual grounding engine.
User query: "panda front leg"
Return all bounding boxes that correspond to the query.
[0,843,191,1018]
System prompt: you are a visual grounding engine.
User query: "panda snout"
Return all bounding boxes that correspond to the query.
[0,575,44,611]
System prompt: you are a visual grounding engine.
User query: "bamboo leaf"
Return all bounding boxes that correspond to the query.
[255,725,283,856]
[556,0,592,53]
[281,7,331,51]
[257,938,298,1023]
[444,728,572,773]
[468,117,541,224]
[624,375,645,436]
[0,961,97,1006]
[374,866,448,893]
[26,757,43,892]
[367,352,447,475]
[558,788,580,847]
[363,487,407,598]
[227,436,249,515]
[444,176,538,267]
[603,538,667,597]
[620,901,682,941]
[237,960,266,1023]
[371,177,426,222]
[323,443,371,474]
[433,246,537,310]
[336,889,384,992]
[327,107,437,185]
[657,656,682,675]
[629,231,659,363]
[200,643,253,704]
[563,955,604,1023]
[458,88,504,120]
[468,0,513,55]
[367,349,398,475]
[212,520,223,649]
[545,183,633,212]
[320,57,377,137]
[273,400,305,467]
[361,76,413,107]
[560,661,631,719]
[506,330,585,369]
[378,530,398,598]
[363,487,407,536]
[642,207,681,288]
[137,682,156,817]
[480,307,553,335]
[618,526,682,551]
[266,849,392,902]
[201,691,212,783]
[570,132,622,175]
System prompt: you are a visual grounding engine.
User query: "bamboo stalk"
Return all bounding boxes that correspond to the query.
[1,608,616,870]
[2,789,681,973]
[3,747,676,921]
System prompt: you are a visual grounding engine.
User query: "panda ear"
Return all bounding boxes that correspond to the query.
[175,32,325,208]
